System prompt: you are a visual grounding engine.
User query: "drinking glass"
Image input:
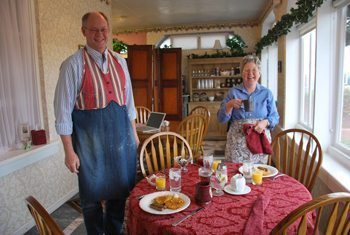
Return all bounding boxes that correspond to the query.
[252,170,263,185]
[169,168,181,192]
[242,160,253,183]
[203,155,213,170]
[210,163,227,196]
[212,160,221,172]
[174,155,190,172]
[155,173,166,191]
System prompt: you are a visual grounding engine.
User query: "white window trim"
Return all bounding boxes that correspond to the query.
[297,18,316,131]
[333,0,350,8]
[333,5,350,158]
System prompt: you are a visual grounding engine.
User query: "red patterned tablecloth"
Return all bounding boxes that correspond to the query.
[126,163,313,235]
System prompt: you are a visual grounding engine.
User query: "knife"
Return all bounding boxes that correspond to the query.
[172,207,204,226]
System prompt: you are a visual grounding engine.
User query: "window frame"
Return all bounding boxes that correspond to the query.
[295,18,316,132]
[332,4,350,155]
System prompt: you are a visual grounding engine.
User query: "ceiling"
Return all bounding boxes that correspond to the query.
[111,0,271,33]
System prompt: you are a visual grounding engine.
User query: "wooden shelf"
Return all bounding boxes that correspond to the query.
[188,57,243,140]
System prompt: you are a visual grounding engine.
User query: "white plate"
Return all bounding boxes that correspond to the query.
[139,191,191,215]
[239,164,278,178]
[224,185,251,195]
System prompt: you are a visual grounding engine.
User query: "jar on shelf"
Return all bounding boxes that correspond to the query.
[234,67,240,75]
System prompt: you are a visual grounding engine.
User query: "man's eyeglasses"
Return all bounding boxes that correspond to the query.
[84,27,109,34]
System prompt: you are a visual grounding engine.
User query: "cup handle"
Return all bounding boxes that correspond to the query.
[146,174,156,186]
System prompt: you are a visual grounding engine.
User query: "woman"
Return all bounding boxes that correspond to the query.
[217,55,279,164]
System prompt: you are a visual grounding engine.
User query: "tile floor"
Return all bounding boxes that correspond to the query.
[24,140,226,235]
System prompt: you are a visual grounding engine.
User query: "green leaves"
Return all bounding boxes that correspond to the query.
[226,34,247,56]
[112,39,128,53]
[255,0,325,54]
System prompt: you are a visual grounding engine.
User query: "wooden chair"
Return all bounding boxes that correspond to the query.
[189,106,210,137]
[25,196,64,235]
[271,192,350,235]
[135,106,151,124]
[176,114,206,160]
[139,131,193,177]
[268,128,322,192]
[189,106,210,152]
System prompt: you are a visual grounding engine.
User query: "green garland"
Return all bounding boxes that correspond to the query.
[255,0,325,54]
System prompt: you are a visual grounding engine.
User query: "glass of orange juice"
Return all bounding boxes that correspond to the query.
[155,173,166,190]
[212,160,221,172]
[252,170,263,185]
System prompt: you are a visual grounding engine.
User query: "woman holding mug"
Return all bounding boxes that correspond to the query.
[217,55,279,164]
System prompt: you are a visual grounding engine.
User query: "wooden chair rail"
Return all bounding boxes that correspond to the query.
[25,196,64,235]
[177,114,206,160]
[139,131,193,177]
[268,128,323,192]
[271,192,350,235]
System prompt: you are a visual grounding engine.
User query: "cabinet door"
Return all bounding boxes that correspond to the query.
[127,45,153,110]
[156,48,183,122]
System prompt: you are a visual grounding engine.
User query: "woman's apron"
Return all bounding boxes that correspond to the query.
[71,49,137,202]
[225,119,271,164]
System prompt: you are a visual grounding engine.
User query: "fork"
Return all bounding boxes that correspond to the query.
[272,174,286,180]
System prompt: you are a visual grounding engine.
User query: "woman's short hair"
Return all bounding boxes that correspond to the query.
[241,55,261,73]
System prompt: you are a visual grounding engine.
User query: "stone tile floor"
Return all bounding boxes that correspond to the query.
[24,140,226,234]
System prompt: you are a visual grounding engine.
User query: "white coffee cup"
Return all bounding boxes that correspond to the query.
[230,174,246,192]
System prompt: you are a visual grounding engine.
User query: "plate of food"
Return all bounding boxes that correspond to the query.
[239,164,278,178]
[139,191,191,215]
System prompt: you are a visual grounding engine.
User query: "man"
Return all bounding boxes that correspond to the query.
[54,11,139,235]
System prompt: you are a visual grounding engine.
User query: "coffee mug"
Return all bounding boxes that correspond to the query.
[195,181,212,205]
[242,98,254,112]
[230,174,246,192]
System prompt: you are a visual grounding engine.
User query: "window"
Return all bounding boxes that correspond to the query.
[299,28,316,129]
[159,32,231,50]
[0,0,41,154]
[200,34,226,49]
[336,4,350,150]
[171,35,198,49]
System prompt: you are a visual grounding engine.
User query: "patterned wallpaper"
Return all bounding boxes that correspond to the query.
[0,0,111,234]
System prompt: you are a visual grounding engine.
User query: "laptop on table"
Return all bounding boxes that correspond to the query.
[136,112,166,133]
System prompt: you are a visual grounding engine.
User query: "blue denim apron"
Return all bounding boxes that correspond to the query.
[72,102,137,201]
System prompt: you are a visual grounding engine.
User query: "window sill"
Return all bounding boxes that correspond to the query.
[0,140,60,177]
[320,147,350,192]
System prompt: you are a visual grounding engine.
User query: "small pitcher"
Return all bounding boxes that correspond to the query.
[195,181,212,205]
[230,174,246,192]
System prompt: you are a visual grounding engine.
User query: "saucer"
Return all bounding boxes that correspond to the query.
[224,185,251,195]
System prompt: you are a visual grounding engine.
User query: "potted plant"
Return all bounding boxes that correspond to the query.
[112,38,128,54]
[226,33,247,56]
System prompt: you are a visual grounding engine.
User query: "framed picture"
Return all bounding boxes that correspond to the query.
[78,44,84,49]
[18,123,30,141]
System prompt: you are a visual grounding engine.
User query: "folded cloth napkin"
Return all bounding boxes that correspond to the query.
[243,192,271,235]
[243,124,273,154]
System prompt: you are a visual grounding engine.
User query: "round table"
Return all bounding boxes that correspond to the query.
[126,163,314,235]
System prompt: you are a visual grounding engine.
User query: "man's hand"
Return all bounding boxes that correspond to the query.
[65,151,80,173]
[60,135,80,173]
